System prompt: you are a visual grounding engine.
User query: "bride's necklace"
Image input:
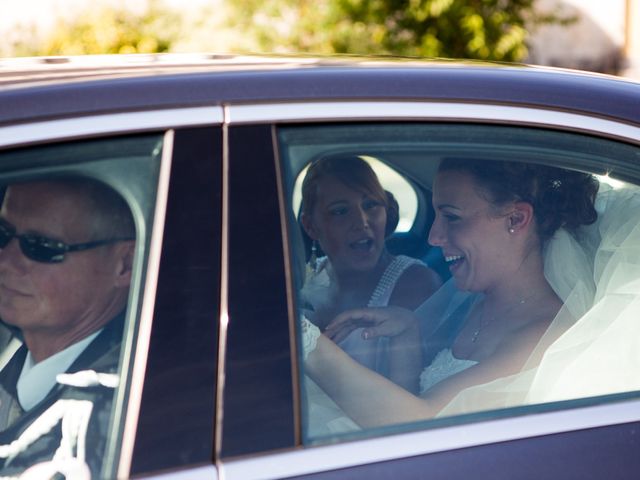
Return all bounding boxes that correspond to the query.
[470,318,487,343]
[470,295,533,343]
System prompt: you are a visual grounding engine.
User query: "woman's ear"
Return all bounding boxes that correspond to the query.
[301,212,318,240]
[508,202,534,233]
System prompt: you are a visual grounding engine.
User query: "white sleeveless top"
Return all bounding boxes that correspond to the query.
[338,255,426,375]
[303,255,426,437]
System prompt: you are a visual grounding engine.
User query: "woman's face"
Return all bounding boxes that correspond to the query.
[304,176,387,274]
[428,170,516,293]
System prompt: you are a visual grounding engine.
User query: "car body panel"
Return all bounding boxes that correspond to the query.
[1,57,639,126]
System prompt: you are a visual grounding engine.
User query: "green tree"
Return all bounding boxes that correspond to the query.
[226,0,573,62]
[8,0,181,57]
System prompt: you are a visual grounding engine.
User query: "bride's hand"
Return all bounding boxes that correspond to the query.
[324,306,419,343]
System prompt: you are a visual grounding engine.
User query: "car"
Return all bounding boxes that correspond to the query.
[0,53,639,479]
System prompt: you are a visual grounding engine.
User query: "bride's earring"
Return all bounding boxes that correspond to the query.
[308,240,319,273]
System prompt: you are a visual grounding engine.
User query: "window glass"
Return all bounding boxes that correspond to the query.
[277,123,640,444]
[0,134,162,477]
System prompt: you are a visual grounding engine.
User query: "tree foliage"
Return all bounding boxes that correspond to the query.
[8,0,181,57]
[225,0,573,62]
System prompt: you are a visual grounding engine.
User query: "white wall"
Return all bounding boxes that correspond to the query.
[527,0,627,73]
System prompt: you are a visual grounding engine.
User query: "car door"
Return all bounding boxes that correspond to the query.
[0,107,224,479]
[215,100,640,480]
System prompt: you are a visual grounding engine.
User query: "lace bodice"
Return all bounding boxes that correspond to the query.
[419,349,478,394]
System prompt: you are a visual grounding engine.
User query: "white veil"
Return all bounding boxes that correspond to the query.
[439,183,640,415]
[527,183,640,403]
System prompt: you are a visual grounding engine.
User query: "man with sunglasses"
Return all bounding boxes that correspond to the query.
[0,177,135,475]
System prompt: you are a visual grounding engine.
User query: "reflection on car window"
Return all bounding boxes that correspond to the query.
[0,135,161,477]
[278,123,640,444]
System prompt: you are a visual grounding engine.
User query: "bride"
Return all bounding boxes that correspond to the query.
[303,158,601,428]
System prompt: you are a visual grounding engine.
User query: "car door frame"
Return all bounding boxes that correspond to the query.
[0,106,224,479]
[216,100,640,480]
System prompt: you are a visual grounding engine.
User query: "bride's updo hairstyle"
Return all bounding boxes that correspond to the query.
[438,158,599,243]
[301,154,400,236]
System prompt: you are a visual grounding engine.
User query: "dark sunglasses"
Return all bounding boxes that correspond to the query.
[0,219,134,264]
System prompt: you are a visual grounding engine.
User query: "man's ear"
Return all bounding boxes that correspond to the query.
[508,202,534,233]
[114,241,135,287]
[300,212,318,240]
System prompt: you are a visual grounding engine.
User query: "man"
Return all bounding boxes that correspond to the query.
[0,178,135,475]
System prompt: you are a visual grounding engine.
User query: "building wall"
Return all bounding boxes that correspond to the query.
[527,0,639,78]
[624,0,640,77]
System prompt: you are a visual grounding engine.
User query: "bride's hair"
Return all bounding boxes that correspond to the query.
[438,158,599,243]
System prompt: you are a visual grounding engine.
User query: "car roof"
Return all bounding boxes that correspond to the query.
[1,53,639,126]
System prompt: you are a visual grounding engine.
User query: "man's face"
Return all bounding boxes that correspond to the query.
[0,182,130,339]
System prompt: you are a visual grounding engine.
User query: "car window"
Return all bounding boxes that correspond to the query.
[277,123,640,445]
[0,134,162,477]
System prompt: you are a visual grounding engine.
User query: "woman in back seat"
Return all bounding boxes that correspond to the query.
[300,154,441,393]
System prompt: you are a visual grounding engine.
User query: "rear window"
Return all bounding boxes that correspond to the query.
[277,123,640,443]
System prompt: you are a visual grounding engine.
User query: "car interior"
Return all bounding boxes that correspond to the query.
[278,120,640,443]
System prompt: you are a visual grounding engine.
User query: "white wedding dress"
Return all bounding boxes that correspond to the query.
[419,349,478,394]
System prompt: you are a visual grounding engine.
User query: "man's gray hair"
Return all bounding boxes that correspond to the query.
[36,177,135,240]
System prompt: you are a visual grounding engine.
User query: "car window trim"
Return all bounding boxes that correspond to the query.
[271,123,303,446]
[139,464,218,480]
[219,397,640,480]
[214,108,232,459]
[0,106,223,148]
[225,101,640,144]
[113,128,175,478]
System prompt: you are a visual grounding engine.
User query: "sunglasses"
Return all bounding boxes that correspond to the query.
[0,219,134,264]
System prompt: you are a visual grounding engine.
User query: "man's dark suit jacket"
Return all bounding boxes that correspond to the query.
[0,313,124,476]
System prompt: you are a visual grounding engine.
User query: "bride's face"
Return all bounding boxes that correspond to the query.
[428,170,517,293]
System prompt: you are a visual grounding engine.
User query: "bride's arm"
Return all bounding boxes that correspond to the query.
[305,332,436,428]
[324,306,423,393]
[304,304,557,428]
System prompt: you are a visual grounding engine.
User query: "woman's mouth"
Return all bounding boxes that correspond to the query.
[350,238,374,252]
[445,254,465,270]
